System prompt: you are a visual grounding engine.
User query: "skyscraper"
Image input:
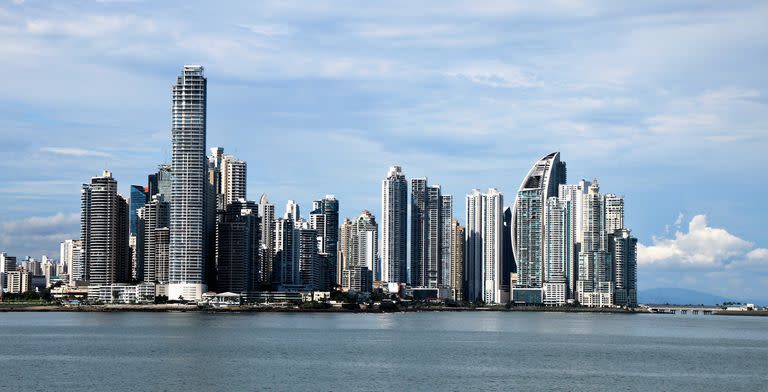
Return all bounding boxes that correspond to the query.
[558,180,590,299]
[169,65,208,300]
[381,166,407,284]
[296,221,321,290]
[410,177,453,288]
[221,154,247,206]
[80,170,129,285]
[449,218,465,301]
[543,197,570,305]
[129,185,147,281]
[216,199,260,293]
[512,152,566,303]
[147,164,172,201]
[612,228,637,307]
[258,194,276,288]
[129,185,147,237]
[341,210,378,292]
[465,188,504,303]
[309,195,339,289]
[140,195,170,284]
[274,216,298,288]
[285,200,300,222]
[577,180,613,306]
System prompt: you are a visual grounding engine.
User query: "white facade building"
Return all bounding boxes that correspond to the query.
[465,188,504,303]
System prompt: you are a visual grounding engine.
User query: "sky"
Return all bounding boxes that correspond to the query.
[0,1,766,301]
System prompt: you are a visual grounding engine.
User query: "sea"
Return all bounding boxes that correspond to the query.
[0,311,766,391]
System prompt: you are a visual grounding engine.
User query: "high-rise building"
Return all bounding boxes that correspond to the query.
[148,164,172,201]
[129,185,147,282]
[465,188,504,303]
[169,65,208,300]
[558,180,590,299]
[341,210,378,292]
[612,228,637,307]
[129,185,147,237]
[296,221,321,291]
[221,154,247,206]
[81,170,130,285]
[338,217,353,283]
[605,194,625,235]
[439,195,453,289]
[258,194,276,288]
[449,218,465,301]
[140,195,171,284]
[543,197,570,305]
[274,217,299,287]
[59,240,83,285]
[0,252,17,274]
[309,195,339,289]
[381,166,407,284]
[216,199,260,293]
[285,200,300,222]
[512,152,566,303]
[577,180,613,307]
[411,179,448,288]
[501,207,515,296]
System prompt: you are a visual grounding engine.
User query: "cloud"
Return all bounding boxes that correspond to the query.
[0,212,80,257]
[41,147,112,158]
[444,63,541,88]
[746,248,768,261]
[25,14,157,38]
[638,215,753,267]
[236,23,293,37]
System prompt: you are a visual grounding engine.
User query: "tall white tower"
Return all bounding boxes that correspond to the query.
[169,65,208,301]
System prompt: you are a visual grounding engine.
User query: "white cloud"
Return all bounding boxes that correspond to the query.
[237,23,293,37]
[41,147,112,158]
[638,215,753,267]
[746,248,768,261]
[0,212,80,257]
[444,63,541,88]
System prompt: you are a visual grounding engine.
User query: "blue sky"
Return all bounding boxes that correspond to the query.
[0,1,766,301]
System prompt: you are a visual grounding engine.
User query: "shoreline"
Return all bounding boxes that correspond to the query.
[2,303,766,316]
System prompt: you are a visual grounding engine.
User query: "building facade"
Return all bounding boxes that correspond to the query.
[169,65,208,300]
[381,166,407,284]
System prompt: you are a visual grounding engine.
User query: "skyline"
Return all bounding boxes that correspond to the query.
[0,1,767,301]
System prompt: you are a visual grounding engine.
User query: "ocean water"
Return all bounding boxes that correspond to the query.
[0,311,766,391]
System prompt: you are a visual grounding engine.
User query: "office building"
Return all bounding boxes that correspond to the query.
[140,195,170,284]
[341,210,378,292]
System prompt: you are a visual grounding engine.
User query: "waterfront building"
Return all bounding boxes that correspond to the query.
[274,216,299,288]
[258,194,276,288]
[449,218,465,301]
[0,252,17,274]
[341,210,378,292]
[381,166,407,284]
[612,228,638,307]
[296,221,321,291]
[605,194,625,235]
[411,179,448,288]
[216,199,260,293]
[81,170,130,285]
[512,152,566,303]
[558,180,590,299]
[465,188,504,303]
[309,195,339,289]
[129,185,147,237]
[4,271,30,294]
[169,65,208,301]
[140,195,170,284]
[543,197,570,305]
[577,180,614,307]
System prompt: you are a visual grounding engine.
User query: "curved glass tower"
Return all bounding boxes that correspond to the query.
[511,152,566,291]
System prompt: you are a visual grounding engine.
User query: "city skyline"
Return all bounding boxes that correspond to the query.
[0,1,767,302]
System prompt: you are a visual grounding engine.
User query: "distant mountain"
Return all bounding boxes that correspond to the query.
[638,288,733,306]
